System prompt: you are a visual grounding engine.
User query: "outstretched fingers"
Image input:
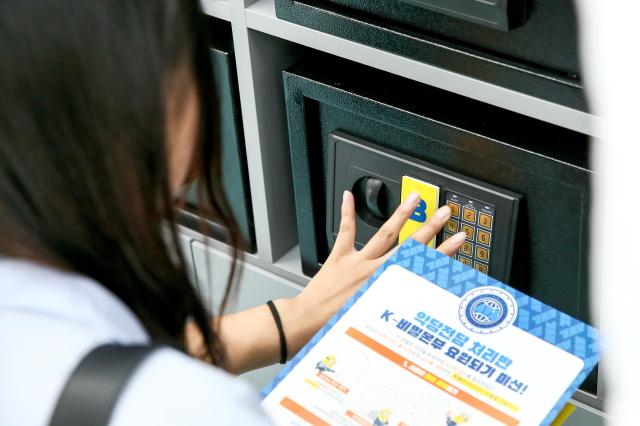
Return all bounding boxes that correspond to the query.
[436,232,467,256]
[332,191,357,255]
[359,191,421,259]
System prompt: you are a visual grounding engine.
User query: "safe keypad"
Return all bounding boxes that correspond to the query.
[442,191,495,274]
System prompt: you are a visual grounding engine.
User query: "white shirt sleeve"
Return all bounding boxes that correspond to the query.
[109,348,273,426]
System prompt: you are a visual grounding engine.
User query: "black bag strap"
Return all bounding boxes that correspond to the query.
[49,344,158,426]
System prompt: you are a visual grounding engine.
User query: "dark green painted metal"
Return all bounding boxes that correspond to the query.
[183,23,256,253]
[275,0,586,110]
[397,0,527,31]
[283,54,596,394]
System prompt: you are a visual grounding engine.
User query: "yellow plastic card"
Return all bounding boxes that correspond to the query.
[399,176,440,246]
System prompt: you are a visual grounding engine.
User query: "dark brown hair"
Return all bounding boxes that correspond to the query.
[0,0,239,365]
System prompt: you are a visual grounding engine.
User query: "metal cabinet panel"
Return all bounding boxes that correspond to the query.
[274,0,585,110]
[564,406,605,426]
[182,19,256,253]
[282,54,599,402]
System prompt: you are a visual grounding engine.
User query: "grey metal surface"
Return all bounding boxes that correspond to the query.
[180,225,310,286]
[200,0,230,21]
[230,0,278,262]
[230,1,304,263]
[183,31,257,252]
[564,405,606,426]
[243,0,600,137]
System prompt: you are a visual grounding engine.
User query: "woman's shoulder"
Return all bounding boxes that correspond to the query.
[0,260,272,425]
[110,347,273,426]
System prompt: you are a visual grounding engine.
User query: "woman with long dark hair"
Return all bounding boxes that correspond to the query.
[0,1,466,424]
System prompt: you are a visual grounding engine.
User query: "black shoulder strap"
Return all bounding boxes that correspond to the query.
[49,344,158,426]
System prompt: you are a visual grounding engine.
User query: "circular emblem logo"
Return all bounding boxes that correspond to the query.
[458,286,518,334]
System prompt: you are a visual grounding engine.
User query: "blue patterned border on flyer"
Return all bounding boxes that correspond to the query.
[262,238,599,426]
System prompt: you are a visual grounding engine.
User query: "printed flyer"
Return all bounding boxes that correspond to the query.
[261,238,599,426]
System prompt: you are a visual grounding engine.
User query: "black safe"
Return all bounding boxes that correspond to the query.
[275,0,585,110]
[283,53,597,399]
[328,132,521,283]
[180,19,256,253]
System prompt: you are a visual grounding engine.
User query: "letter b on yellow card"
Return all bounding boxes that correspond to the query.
[399,176,440,246]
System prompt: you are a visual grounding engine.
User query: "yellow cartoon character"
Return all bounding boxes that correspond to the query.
[373,409,392,426]
[446,412,469,426]
[315,355,336,373]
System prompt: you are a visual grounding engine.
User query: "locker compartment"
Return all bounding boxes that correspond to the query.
[283,53,598,400]
[275,0,585,110]
[180,19,256,253]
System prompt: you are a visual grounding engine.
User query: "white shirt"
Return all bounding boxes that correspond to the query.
[0,259,273,426]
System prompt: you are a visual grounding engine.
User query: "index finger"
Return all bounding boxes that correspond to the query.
[411,205,452,246]
[332,190,357,255]
[359,191,421,259]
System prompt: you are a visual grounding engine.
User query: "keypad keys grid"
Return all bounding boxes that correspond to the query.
[473,262,488,274]
[458,255,473,267]
[475,245,490,262]
[445,219,459,234]
[478,212,493,230]
[459,241,473,257]
[461,224,475,241]
[447,201,461,218]
[477,229,491,246]
[443,191,494,275]
[462,207,476,224]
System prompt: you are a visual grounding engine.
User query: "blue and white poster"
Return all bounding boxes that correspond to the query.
[262,239,599,426]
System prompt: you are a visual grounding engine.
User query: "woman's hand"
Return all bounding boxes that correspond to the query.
[201,190,466,373]
[277,190,467,360]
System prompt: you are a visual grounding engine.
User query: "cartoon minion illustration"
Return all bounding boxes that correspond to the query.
[446,412,469,426]
[373,409,392,426]
[315,355,337,373]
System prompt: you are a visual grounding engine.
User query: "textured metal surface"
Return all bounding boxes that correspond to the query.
[275,0,586,110]
[390,0,527,31]
[283,54,597,396]
[184,21,256,252]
